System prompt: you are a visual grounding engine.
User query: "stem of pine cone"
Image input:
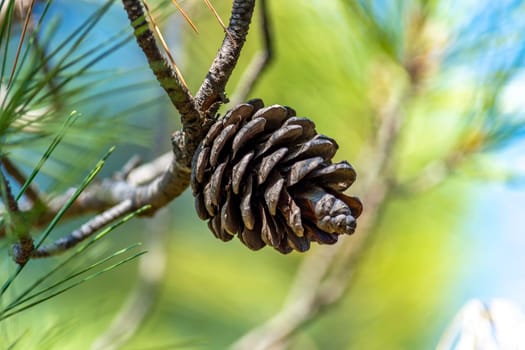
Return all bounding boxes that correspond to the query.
[194,0,256,117]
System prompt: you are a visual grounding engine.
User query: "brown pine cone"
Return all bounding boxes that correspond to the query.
[191,99,362,254]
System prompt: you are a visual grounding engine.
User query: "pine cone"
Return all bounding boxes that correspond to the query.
[191,99,362,254]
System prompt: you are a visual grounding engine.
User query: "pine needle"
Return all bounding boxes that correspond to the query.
[7,0,37,88]
[0,250,147,322]
[143,0,189,90]
[16,111,78,201]
[171,0,198,33]
[203,0,236,47]
[0,146,115,296]
[2,243,143,314]
[3,205,151,311]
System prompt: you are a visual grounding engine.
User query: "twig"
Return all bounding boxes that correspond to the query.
[143,0,189,90]
[114,155,142,181]
[230,0,273,105]
[0,151,173,240]
[394,151,466,196]
[122,0,256,167]
[32,200,134,258]
[1,156,40,205]
[121,0,201,149]
[194,0,256,116]
[0,167,20,215]
[0,165,35,265]
[25,150,190,258]
[126,151,171,186]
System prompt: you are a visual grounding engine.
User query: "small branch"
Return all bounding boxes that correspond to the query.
[121,0,201,145]
[0,163,21,213]
[126,152,171,186]
[6,146,190,259]
[130,143,191,212]
[122,0,256,167]
[0,165,35,265]
[114,155,142,181]
[194,0,256,116]
[1,156,41,205]
[231,0,273,105]
[32,200,134,258]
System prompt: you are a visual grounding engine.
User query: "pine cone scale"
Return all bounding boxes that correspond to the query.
[204,162,227,215]
[223,104,254,128]
[241,226,266,250]
[209,124,238,167]
[231,151,254,194]
[232,117,266,157]
[278,187,304,237]
[240,176,256,230]
[192,145,210,191]
[306,161,356,191]
[287,156,325,186]
[257,147,288,185]
[250,105,290,130]
[259,124,303,155]
[261,205,282,247]
[221,191,242,236]
[264,173,284,216]
[195,192,210,220]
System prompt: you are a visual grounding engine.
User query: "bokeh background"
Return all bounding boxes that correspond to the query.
[1,0,525,349]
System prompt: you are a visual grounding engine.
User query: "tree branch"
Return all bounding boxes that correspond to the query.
[31,200,135,258]
[121,0,200,130]
[194,0,256,116]
[4,0,259,259]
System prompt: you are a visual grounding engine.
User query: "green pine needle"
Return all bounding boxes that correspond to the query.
[0,250,147,322]
[1,243,143,315]
[15,111,78,201]
[0,146,115,296]
[5,204,151,309]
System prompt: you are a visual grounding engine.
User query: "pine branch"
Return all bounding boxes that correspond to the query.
[0,164,35,265]
[1,0,259,258]
[121,0,200,127]
[1,156,41,205]
[32,200,135,257]
[194,0,256,116]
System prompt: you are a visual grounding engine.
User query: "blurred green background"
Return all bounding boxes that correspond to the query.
[1,0,525,349]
